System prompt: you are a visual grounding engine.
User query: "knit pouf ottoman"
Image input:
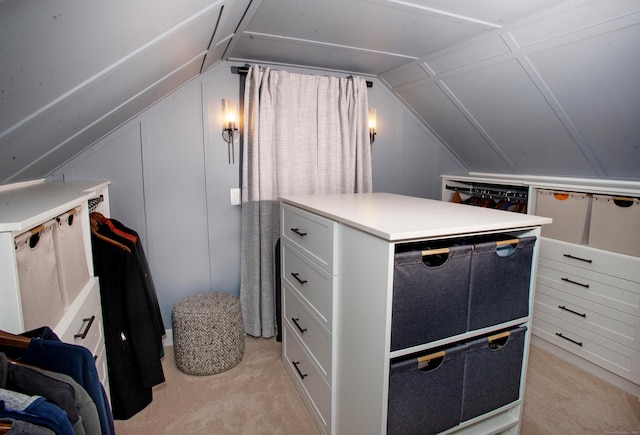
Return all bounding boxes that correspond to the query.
[172,291,245,375]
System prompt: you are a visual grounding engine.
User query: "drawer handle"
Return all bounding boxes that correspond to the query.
[563,254,592,264]
[555,332,583,347]
[74,315,96,339]
[290,228,308,237]
[292,361,308,379]
[291,272,308,285]
[558,305,586,318]
[561,277,590,288]
[291,318,307,334]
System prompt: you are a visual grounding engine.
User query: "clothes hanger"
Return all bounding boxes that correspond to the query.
[0,330,31,348]
[0,422,12,434]
[89,215,131,253]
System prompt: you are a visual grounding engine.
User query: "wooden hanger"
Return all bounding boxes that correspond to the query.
[0,422,12,434]
[90,214,131,253]
[0,329,31,348]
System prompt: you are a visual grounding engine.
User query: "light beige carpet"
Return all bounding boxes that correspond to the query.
[114,337,640,434]
[114,336,318,434]
[522,345,640,434]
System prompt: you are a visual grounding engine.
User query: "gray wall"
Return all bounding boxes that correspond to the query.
[49,62,466,328]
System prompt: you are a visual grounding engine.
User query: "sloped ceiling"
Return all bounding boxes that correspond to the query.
[1,0,639,184]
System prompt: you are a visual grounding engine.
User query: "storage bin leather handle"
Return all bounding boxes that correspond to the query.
[417,350,445,369]
[420,238,519,257]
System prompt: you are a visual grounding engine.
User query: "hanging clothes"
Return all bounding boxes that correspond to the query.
[89,213,165,420]
[0,327,115,435]
[0,352,101,435]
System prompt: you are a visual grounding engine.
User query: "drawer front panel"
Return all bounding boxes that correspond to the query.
[58,280,103,356]
[536,284,640,350]
[284,286,332,381]
[539,238,640,282]
[282,205,336,274]
[283,243,334,327]
[284,326,331,432]
[537,260,640,316]
[532,310,640,384]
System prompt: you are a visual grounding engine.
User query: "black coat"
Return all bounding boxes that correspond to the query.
[91,228,165,420]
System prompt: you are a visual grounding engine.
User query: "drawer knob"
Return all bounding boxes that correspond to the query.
[292,361,308,379]
[560,277,589,288]
[555,332,583,347]
[558,305,586,318]
[291,272,308,285]
[563,253,592,264]
[291,317,308,334]
[290,228,307,237]
[74,315,96,339]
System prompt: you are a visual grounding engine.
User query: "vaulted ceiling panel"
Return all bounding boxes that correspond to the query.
[527,23,640,179]
[395,81,509,173]
[441,59,597,176]
[0,0,221,133]
[11,60,204,182]
[509,0,638,48]
[0,1,222,183]
[231,33,414,74]
[398,0,567,25]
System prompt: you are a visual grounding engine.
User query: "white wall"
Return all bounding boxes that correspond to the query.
[50,61,465,328]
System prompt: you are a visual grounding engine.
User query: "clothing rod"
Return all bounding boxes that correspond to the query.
[231,65,373,88]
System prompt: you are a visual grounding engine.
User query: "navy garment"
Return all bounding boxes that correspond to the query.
[0,390,74,435]
[12,329,115,435]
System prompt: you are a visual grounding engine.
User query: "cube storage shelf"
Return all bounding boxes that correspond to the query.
[388,326,527,435]
[442,174,640,399]
[280,193,548,435]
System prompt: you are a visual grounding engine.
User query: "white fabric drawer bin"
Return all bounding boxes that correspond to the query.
[15,219,64,331]
[535,190,591,244]
[589,195,640,257]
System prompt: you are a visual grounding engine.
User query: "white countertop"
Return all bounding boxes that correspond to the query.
[0,179,109,232]
[280,192,551,241]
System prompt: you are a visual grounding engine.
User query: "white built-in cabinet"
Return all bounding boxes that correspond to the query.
[0,179,111,390]
[280,192,550,435]
[441,174,640,397]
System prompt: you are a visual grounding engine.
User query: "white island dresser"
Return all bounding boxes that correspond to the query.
[279,193,551,435]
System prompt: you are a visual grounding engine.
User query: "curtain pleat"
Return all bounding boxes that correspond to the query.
[241,66,371,337]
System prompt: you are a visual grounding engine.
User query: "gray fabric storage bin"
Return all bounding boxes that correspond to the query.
[391,244,473,351]
[387,343,466,435]
[468,237,536,331]
[461,326,527,422]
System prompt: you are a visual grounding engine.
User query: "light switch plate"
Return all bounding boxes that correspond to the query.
[230,188,241,205]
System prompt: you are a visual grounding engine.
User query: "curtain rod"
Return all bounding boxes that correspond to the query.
[231,65,373,88]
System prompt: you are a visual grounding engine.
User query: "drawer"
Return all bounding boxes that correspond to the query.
[57,279,104,356]
[537,259,640,316]
[284,286,333,381]
[281,204,337,274]
[532,310,640,384]
[539,238,640,283]
[283,326,332,432]
[283,242,335,328]
[535,284,640,350]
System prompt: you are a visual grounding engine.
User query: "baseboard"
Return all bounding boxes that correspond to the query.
[163,328,173,347]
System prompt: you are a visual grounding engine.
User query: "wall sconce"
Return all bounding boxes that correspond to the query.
[368,107,377,145]
[222,98,239,164]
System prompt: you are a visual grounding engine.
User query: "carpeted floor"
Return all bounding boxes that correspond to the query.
[114,337,640,434]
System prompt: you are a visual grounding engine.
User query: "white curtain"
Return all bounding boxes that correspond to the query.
[240,65,372,337]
